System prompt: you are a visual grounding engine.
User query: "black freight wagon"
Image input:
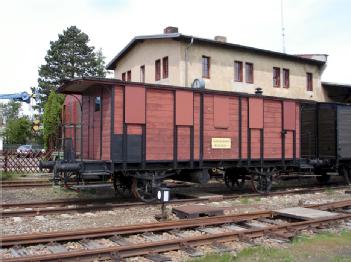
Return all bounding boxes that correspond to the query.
[300,102,351,183]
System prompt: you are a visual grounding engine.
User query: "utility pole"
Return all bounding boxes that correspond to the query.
[281,0,286,53]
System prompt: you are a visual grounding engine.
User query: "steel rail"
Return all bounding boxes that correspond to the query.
[1,211,273,247]
[2,213,351,261]
[2,199,351,248]
[2,185,349,218]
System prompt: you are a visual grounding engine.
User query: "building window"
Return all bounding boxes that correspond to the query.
[95,96,101,112]
[202,56,210,78]
[245,62,254,83]
[122,72,126,81]
[283,69,289,88]
[140,65,145,82]
[155,59,161,81]
[307,72,313,91]
[162,56,168,79]
[273,67,281,87]
[234,61,243,82]
[127,70,131,81]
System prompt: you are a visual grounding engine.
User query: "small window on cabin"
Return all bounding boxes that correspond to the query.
[202,56,210,78]
[95,96,101,112]
[122,72,126,81]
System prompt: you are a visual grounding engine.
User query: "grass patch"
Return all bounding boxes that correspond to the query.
[191,253,237,262]
[324,187,336,195]
[0,171,27,181]
[239,197,250,205]
[189,231,351,262]
[254,196,261,202]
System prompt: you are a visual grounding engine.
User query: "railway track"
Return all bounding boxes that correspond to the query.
[0,180,52,188]
[1,185,350,218]
[1,199,351,261]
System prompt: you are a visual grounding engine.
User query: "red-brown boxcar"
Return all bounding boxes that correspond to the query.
[59,77,301,200]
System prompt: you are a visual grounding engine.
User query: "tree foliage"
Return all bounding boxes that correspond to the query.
[43,91,64,149]
[0,101,21,121]
[35,25,106,109]
[35,25,107,148]
[4,117,32,145]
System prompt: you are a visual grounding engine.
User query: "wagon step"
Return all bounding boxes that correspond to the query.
[81,172,111,177]
[326,172,339,176]
[299,163,314,169]
[71,183,113,189]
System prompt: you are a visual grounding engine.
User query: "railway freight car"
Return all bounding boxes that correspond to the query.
[300,103,351,184]
[54,77,309,201]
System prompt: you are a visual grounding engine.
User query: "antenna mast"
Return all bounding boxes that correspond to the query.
[281,0,286,53]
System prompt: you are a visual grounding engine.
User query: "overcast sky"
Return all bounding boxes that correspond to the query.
[0,0,350,98]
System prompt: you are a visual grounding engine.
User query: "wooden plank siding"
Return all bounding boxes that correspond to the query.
[105,83,302,164]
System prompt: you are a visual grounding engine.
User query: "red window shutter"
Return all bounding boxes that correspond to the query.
[283,101,296,130]
[273,67,280,87]
[307,73,313,91]
[234,61,243,82]
[162,57,168,79]
[214,96,229,128]
[245,62,253,83]
[155,59,161,81]
[249,97,263,129]
[125,85,146,124]
[140,65,145,82]
[176,90,193,126]
[283,69,289,88]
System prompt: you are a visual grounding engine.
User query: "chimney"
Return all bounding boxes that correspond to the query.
[214,36,227,43]
[164,26,178,34]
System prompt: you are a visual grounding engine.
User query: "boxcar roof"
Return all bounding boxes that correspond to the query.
[59,77,328,105]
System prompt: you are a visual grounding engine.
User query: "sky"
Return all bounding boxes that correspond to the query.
[0,0,350,102]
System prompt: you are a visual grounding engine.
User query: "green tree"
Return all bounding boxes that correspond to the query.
[4,117,32,145]
[35,25,107,147]
[35,25,106,109]
[43,91,64,149]
[0,101,21,121]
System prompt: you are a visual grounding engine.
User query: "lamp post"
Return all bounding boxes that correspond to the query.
[156,187,170,221]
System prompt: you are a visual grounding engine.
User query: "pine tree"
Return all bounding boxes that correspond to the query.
[35,25,106,110]
[36,26,107,148]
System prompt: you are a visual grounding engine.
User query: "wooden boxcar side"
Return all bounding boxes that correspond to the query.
[106,83,300,167]
[64,82,301,167]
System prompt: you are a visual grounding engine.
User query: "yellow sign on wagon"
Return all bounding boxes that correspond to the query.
[211,138,231,149]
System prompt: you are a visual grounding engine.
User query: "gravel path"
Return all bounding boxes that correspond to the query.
[1,187,350,235]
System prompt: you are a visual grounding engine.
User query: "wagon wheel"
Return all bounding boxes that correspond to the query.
[224,169,246,191]
[315,168,330,184]
[63,171,77,189]
[131,178,157,202]
[113,172,132,197]
[341,166,351,185]
[251,168,273,194]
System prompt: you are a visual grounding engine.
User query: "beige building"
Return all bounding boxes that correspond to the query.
[107,27,329,102]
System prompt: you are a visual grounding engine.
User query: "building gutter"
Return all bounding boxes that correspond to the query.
[184,37,194,87]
